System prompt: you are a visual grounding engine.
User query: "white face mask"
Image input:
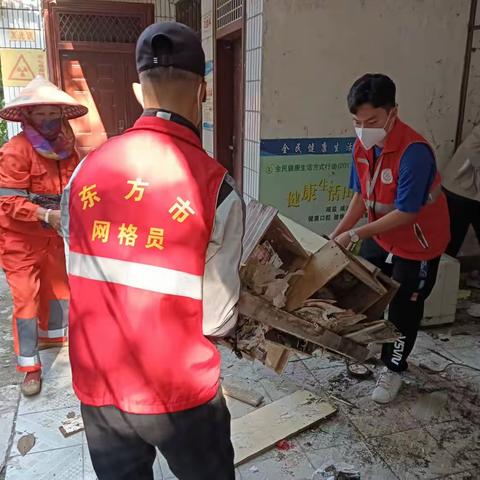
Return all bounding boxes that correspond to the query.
[354,111,394,150]
[354,126,387,151]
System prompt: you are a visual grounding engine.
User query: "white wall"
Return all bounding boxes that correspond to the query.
[261,0,470,166]
[243,0,263,202]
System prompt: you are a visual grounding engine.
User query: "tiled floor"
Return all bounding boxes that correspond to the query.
[3,324,480,479]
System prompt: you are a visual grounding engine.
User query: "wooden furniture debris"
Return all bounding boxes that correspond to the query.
[239,292,369,362]
[233,200,400,367]
[231,390,336,465]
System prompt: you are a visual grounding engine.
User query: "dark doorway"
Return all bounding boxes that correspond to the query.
[215,31,244,190]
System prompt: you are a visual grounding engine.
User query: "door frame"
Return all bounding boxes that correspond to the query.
[43,1,154,86]
[214,2,245,190]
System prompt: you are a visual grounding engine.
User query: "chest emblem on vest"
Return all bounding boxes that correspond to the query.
[381,168,393,185]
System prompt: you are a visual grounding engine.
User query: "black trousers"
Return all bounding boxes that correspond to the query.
[444,189,480,257]
[360,238,440,372]
[81,388,235,480]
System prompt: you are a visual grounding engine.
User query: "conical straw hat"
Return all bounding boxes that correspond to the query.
[0,76,88,122]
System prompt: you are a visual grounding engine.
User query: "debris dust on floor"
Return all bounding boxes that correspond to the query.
[2,321,480,479]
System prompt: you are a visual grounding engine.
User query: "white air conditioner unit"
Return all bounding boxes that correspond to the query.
[422,254,460,327]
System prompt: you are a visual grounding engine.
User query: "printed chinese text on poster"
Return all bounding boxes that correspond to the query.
[260,137,356,235]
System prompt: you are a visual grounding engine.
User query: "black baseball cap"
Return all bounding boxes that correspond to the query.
[136,22,205,77]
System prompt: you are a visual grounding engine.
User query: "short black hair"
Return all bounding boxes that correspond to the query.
[347,74,396,114]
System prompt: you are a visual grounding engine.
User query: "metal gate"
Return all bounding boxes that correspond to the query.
[175,0,200,34]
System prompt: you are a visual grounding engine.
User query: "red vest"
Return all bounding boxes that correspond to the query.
[353,119,450,260]
[67,117,226,414]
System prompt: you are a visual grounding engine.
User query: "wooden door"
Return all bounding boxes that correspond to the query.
[232,36,243,190]
[60,50,141,158]
[215,32,244,189]
[44,1,154,157]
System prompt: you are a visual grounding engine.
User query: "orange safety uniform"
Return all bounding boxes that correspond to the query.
[0,132,80,372]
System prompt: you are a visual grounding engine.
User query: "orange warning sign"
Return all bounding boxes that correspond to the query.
[8,55,35,82]
[0,49,47,87]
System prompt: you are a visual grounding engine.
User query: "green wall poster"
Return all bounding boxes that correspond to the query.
[260,137,356,235]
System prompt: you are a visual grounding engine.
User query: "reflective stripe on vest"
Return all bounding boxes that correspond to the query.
[17,354,40,367]
[0,189,61,204]
[38,327,68,339]
[0,187,29,197]
[69,251,203,300]
[364,184,443,216]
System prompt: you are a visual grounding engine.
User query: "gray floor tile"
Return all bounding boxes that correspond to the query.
[426,420,480,471]
[0,384,20,415]
[301,351,346,371]
[0,411,15,472]
[11,405,83,457]
[41,347,72,380]
[238,443,316,480]
[434,471,479,480]
[18,375,78,415]
[345,394,419,438]
[5,445,83,480]
[296,411,363,450]
[441,346,480,370]
[405,389,478,427]
[83,443,97,480]
[366,427,470,479]
[226,395,259,419]
[304,441,398,480]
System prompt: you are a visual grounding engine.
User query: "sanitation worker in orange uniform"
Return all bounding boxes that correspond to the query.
[0,76,88,396]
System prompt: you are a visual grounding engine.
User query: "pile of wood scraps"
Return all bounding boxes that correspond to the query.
[231,200,401,371]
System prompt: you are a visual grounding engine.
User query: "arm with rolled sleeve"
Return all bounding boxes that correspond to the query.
[0,140,39,222]
[202,174,245,338]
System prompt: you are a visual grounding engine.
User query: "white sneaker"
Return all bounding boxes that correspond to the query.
[372,367,402,404]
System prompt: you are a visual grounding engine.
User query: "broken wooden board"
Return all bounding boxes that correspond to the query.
[344,258,387,297]
[241,201,278,265]
[239,291,369,362]
[222,380,264,407]
[232,390,336,465]
[364,272,399,320]
[286,242,350,311]
[354,254,381,277]
[264,342,291,374]
[344,321,400,345]
[278,214,329,254]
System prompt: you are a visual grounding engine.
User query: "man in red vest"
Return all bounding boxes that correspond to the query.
[61,22,243,479]
[331,74,450,404]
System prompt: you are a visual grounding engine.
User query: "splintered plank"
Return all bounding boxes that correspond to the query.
[264,343,291,374]
[286,242,350,311]
[241,200,278,264]
[239,292,369,362]
[232,390,336,465]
